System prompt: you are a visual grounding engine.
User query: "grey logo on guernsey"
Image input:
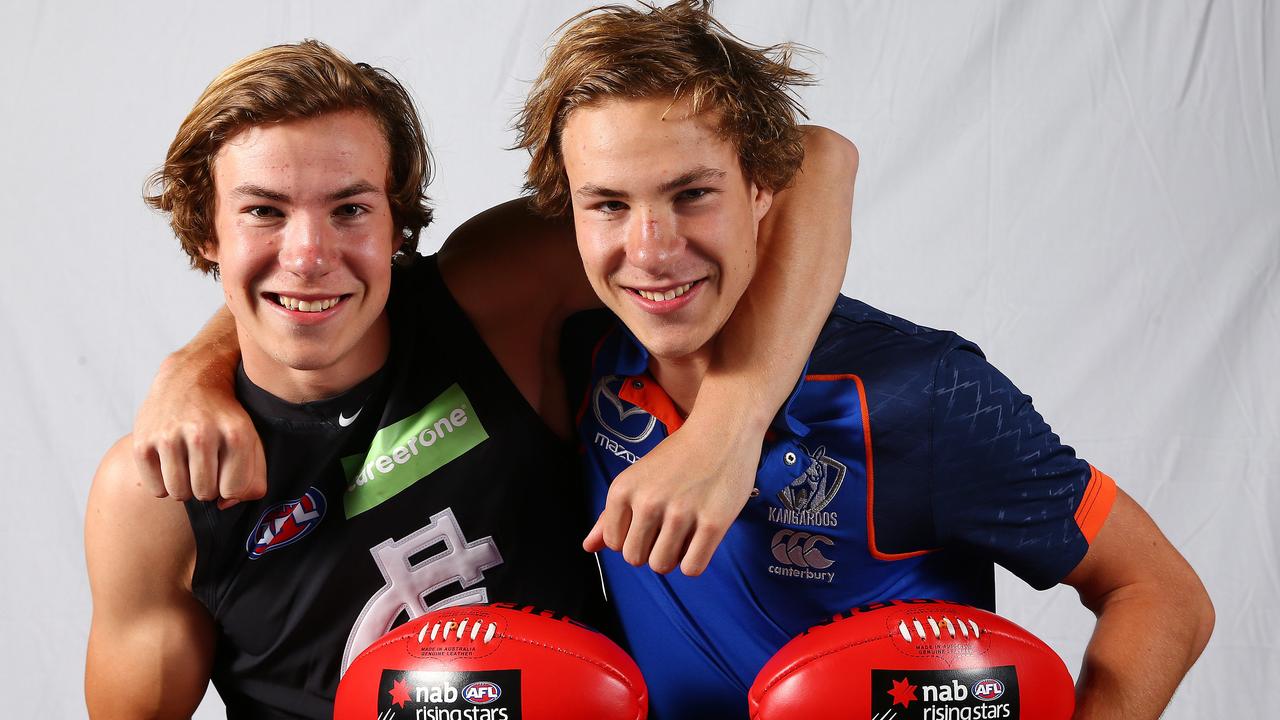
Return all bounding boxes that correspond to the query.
[771,529,835,569]
[778,444,846,513]
[768,529,836,584]
[592,374,657,443]
[594,432,640,465]
[342,508,502,675]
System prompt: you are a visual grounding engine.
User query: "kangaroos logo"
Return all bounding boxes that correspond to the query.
[778,444,846,513]
[246,488,326,559]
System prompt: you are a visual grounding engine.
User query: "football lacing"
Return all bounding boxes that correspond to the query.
[897,616,981,642]
[416,618,499,645]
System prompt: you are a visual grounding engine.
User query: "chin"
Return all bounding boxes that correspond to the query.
[273,346,347,373]
[632,330,708,362]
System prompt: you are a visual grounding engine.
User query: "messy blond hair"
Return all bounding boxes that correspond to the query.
[145,40,433,274]
[516,0,812,217]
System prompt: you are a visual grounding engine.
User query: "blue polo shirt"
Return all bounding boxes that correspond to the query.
[565,296,1117,720]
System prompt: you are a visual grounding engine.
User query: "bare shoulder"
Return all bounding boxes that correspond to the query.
[85,437,213,718]
[437,198,588,329]
[86,436,196,593]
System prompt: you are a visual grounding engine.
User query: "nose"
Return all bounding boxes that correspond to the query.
[279,212,337,279]
[625,206,685,275]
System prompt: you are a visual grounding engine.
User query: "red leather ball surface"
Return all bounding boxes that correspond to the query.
[749,599,1074,719]
[335,603,647,720]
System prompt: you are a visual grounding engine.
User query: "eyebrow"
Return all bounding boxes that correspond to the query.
[230,181,381,203]
[573,166,727,200]
[658,166,726,193]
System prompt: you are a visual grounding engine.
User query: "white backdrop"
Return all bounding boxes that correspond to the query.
[1,1,1275,717]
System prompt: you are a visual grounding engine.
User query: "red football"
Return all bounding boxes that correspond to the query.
[334,603,647,719]
[749,599,1075,719]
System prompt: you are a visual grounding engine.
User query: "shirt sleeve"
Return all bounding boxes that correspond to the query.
[928,341,1117,590]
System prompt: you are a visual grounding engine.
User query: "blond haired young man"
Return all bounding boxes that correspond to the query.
[518,2,1213,718]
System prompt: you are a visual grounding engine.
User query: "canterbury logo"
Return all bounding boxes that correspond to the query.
[771,529,835,569]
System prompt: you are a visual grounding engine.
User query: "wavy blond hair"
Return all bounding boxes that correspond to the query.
[145,40,433,274]
[515,0,813,217]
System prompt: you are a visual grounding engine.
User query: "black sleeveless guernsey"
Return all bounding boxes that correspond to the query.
[185,255,604,719]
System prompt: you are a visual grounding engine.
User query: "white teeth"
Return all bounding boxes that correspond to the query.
[276,295,340,313]
[637,282,694,302]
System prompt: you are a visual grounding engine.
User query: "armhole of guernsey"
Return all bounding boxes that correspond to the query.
[1075,465,1118,544]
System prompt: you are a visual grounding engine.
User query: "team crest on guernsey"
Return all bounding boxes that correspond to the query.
[246,487,327,559]
[779,444,846,513]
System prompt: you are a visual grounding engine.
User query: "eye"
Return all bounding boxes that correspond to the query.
[676,188,712,202]
[334,203,367,218]
[596,200,628,215]
[246,205,282,218]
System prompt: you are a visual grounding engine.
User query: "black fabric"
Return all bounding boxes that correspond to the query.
[186,255,603,719]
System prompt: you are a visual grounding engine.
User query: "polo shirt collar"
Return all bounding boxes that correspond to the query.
[604,323,813,438]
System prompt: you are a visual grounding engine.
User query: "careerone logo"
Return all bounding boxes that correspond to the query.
[341,384,488,518]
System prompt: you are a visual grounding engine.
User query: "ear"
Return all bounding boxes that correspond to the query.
[751,182,774,224]
[200,241,219,265]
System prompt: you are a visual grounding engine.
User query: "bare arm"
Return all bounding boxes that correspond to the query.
[132,309,264,507]
[589,126,859,574]
[1064,489,1214,719]
[86,438,215,718]
[439,200,595,437]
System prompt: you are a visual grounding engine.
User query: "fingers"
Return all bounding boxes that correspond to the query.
[583,517,607,552]
[187,427,220,502]
[680,520,730,577]
[598,488,633,553]
[132,440,168,498]
[154,437,192,501]
[647,510,695,575]
[621,503,661,567]
[216,425,268,508]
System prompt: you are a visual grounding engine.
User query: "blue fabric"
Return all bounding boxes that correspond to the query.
[573,297,1102,719]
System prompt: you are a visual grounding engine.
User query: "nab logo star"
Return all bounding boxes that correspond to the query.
[245,488,327,559]
[888,676,918,708]
[388,678,412,709]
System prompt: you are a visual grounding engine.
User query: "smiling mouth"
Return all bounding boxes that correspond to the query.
[268,293,349,313]
[628,280,700,302]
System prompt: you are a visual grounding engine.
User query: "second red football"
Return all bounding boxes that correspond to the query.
[749,598,1075,719]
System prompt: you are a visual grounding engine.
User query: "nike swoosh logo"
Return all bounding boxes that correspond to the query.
[338,408,363,427]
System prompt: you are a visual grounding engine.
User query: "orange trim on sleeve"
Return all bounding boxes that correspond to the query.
[1074,465,1118,544]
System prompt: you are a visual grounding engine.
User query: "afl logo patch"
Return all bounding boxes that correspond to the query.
[246,488,327,559]
[972,678,1005,701]
[463,681,502,705]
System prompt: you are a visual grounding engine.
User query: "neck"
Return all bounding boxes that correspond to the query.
[239,313,391,404]
[647,348,712,417]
